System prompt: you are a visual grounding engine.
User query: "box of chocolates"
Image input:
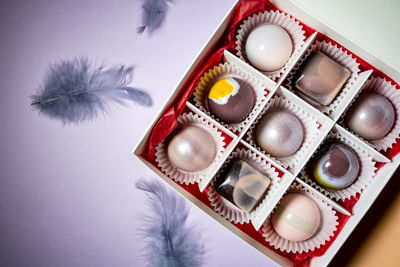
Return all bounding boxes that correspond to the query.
[133,0,400,265]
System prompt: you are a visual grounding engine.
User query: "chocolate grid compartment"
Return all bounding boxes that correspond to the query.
[298,129,377,201]
[245,88,331,173]
[154,111,228,185]
[133,2,400,265]
[261,181,339,253]
[193,62,268,133]
[338,76,400,153]
[183,33,392,230]
[207,147,282,224]
[235,10,307,80]
[285,40,364,121]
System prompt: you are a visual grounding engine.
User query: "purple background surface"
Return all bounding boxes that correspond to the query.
[0,0,277,266]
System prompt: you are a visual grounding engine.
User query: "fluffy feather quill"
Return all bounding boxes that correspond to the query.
[138,0,172,33]
[31,57,152,123]
[136,178,205,267]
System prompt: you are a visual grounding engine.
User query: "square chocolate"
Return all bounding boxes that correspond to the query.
[216,159,271,212]
[294,52,351,106]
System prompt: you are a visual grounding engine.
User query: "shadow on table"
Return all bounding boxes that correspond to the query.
[329,166,400,266]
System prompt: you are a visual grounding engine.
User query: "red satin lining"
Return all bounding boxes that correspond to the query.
[140,0,400,265]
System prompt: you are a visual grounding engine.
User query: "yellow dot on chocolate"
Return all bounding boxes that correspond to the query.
[208,78,237,101]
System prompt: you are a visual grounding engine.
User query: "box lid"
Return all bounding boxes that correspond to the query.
[272,0,400,84]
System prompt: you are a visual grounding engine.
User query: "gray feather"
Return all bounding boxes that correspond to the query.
[138,0,172,33]
[136,178,205,267]
[31,57,152,123]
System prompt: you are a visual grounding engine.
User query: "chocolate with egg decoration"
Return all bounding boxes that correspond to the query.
[311,142,360,190]
[245,24,293,72]
[255,109,304,158]
[271,193,320,242]
[346,93,395,141]
[207,77,255,124]
[167,125,216,172]
[294,52,351,106]
[217,159,270,213]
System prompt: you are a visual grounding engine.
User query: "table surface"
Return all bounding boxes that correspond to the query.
[0,1,398,266]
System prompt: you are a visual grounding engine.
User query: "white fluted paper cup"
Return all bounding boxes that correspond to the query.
[207,149,280,224]
[286,41,360,116]
[194,62,266,133]
[262,183,338,253]
[341,76,400,152]
[236,10,306,80]
[300,131,376,201]
[246,95,320,170]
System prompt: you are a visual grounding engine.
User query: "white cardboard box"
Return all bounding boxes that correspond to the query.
[133,0,400,265]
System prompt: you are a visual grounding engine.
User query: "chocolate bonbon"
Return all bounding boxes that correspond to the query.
[207,77,255,124]
[271,193,320,242]
[294,52,351,106]
[346,93,395,141]
[245,24,293,72]
[167,125,216,172]
[255,110,304,158]
[217,159,270,212]
[311,142,360,190]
